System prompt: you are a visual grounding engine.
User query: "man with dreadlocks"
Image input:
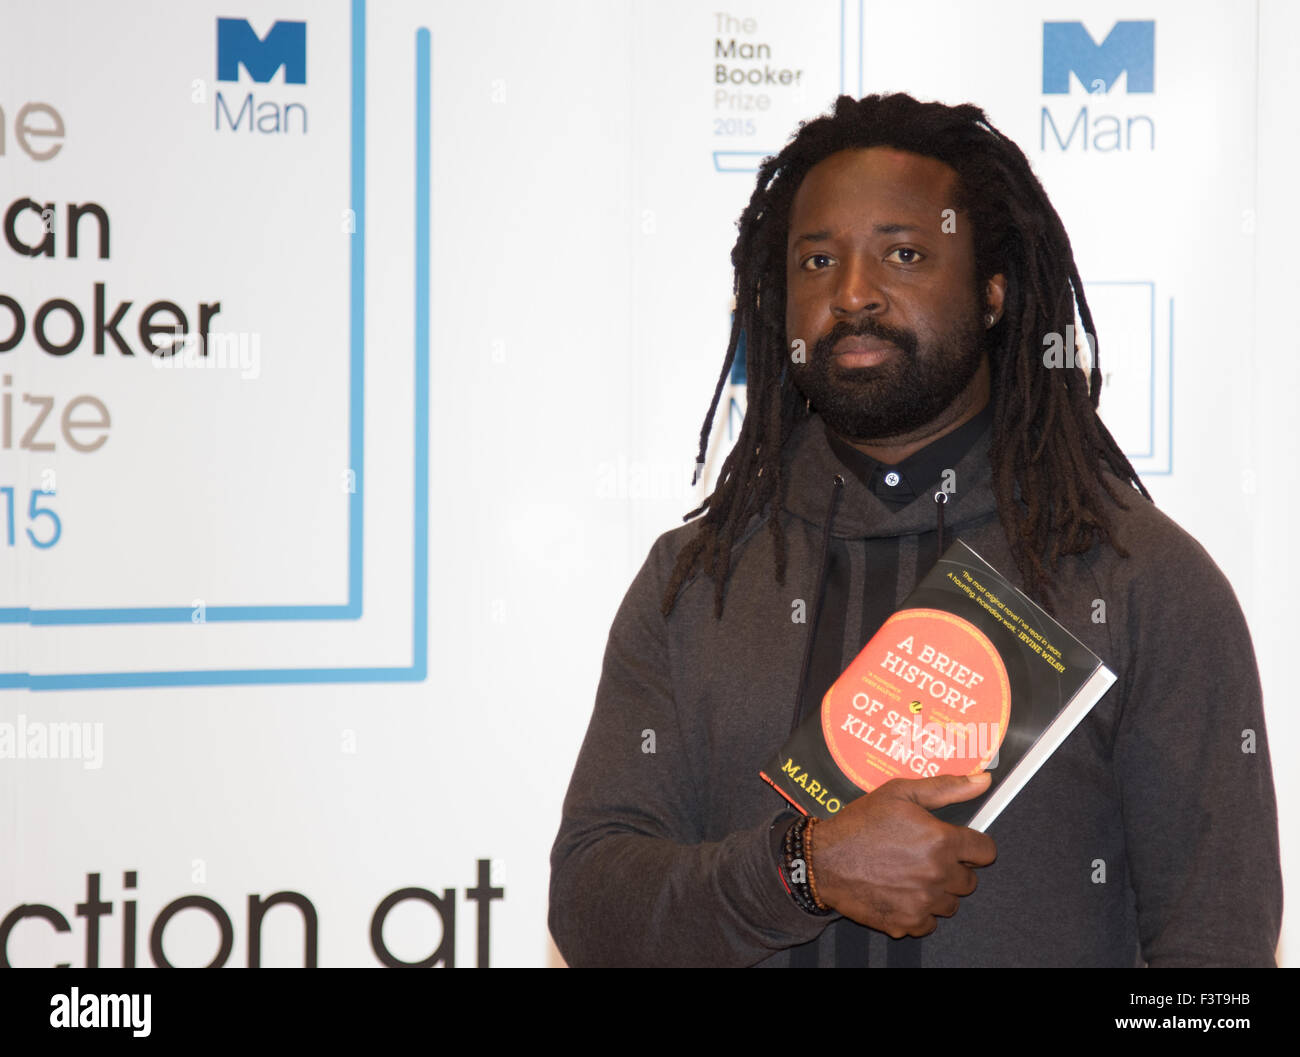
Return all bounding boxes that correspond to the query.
[549,93,1281,967]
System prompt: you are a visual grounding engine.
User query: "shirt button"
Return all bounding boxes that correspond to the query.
[884,471,901,487]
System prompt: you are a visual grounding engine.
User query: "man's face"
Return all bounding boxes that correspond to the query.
[784,147,999,443]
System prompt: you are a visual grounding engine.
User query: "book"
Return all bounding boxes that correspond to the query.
[759,539,1116,831]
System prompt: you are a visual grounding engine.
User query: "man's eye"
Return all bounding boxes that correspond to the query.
[801,254,834,271]
[887,247,924,264]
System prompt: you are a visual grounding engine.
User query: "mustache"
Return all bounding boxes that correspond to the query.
[812,318,918,361]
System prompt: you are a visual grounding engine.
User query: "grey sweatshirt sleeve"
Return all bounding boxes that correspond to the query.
[548,534,833,967]
[1111,524,1282,967]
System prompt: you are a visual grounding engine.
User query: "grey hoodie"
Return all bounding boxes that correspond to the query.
[549,411,1282,966]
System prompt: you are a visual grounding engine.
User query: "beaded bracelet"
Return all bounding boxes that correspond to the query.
[780,816,832,916]
[805,817,832,912]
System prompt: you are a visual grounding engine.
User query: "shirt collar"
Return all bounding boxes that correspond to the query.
[823,403,994,509]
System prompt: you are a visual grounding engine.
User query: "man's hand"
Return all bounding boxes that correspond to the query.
[811,773,997,938]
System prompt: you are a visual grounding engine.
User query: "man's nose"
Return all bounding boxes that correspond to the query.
[831,255,886,319]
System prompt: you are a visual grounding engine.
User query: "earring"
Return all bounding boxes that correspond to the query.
[985,313,996,326]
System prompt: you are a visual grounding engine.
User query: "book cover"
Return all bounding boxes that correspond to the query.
[759,539,1116,831]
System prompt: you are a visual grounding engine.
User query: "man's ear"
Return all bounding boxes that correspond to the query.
[984,273,1007,326]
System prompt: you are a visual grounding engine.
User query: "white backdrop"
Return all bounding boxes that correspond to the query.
[1,0,1294,967]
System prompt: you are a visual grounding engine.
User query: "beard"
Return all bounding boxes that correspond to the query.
[790,305,987,443]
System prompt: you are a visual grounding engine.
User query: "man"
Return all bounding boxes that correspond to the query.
[549,93,1281,967]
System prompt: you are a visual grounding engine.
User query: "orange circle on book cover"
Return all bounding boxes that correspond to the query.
[821,608,1011,792]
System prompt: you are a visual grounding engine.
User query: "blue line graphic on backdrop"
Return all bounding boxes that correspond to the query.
[1084,280,1174,475]
[8,5,431,689]
[3,1,366,628]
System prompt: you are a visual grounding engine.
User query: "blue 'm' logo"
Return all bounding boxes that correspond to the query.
[1042,21,1154,94]
[217,18,307,84]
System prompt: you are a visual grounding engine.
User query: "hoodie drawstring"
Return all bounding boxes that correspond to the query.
[934,489,947,556]
[791,474,844,734]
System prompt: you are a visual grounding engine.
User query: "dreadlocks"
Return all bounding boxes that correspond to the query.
[660,92,1151,620]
